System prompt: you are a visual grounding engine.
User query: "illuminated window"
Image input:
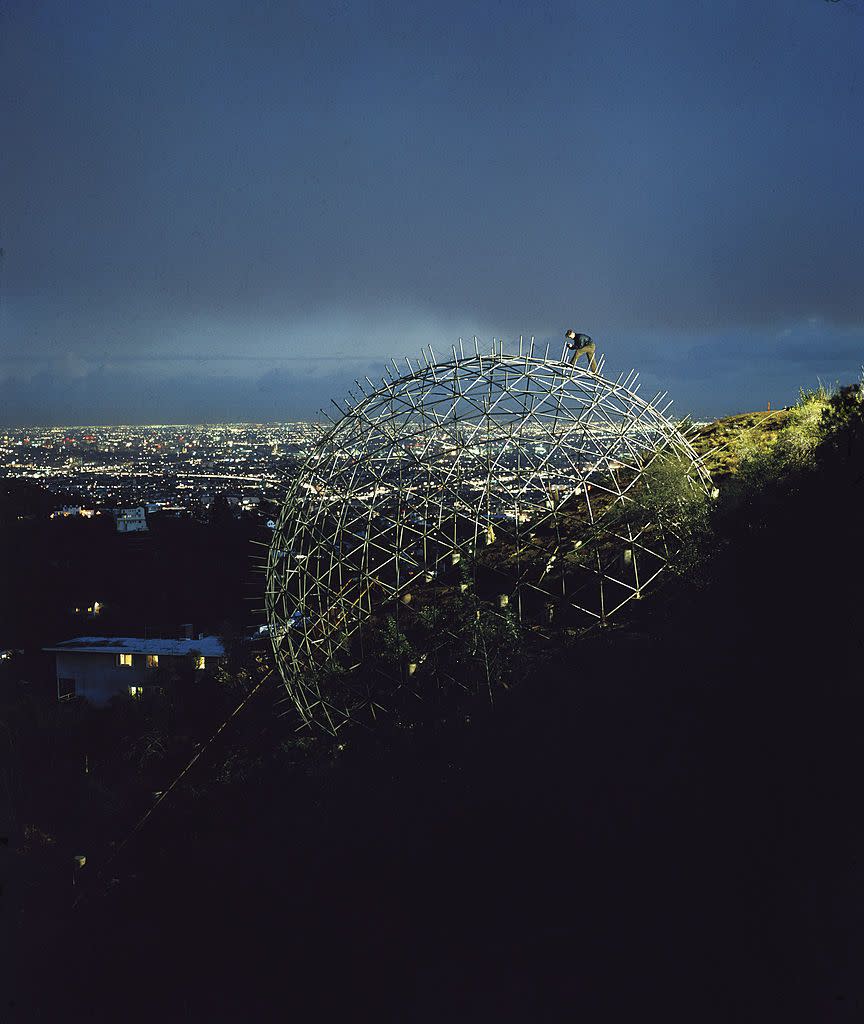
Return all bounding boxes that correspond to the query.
[146,654,159,669]
[117,653,133,667]
[194,656,205,670]
[129,686,144,699]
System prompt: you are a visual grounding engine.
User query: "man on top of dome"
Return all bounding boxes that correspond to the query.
[565,329,598,372]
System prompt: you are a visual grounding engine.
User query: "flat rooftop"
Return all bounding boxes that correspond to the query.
[44,636,225,657]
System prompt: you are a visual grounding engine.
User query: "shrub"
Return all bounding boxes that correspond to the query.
[378,616,413,664]
[819,379,864,456]
[727,383,831,503]
[610,454,714,579]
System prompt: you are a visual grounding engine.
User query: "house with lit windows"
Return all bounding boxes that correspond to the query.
[44,635,225,706]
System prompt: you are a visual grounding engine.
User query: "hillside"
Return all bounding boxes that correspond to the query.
[691,408,793,480]
[8,383,864,1022]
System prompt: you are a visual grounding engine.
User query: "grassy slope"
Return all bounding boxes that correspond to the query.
[691,408,793,480]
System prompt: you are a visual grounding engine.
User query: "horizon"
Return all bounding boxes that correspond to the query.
[1,334,857,429]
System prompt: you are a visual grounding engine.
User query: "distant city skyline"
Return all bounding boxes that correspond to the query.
[2,1,862,425]
[0,421,313,510]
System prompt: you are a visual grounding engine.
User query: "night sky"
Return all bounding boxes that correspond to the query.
[2,0,862,425]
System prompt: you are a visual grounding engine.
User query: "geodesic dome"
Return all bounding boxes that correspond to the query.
[266,341,711,732]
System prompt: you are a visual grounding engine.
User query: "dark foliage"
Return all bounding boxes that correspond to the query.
[0,502,267,649]
[820,383,864,459]
[5,394,864,1022]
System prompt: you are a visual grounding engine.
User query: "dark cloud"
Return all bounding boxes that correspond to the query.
[2,320,861,427]
[1,0,862,422]
[0,365,375,427]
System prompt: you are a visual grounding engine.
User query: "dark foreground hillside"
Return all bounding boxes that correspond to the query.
[8,403,864,1023]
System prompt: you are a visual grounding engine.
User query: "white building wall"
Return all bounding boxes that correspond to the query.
[115,508,148,533]
[50,640,224,706]
[54,651,216,705]
[55,652,154,705]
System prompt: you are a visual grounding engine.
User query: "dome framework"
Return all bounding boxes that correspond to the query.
[266,339,711,732]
